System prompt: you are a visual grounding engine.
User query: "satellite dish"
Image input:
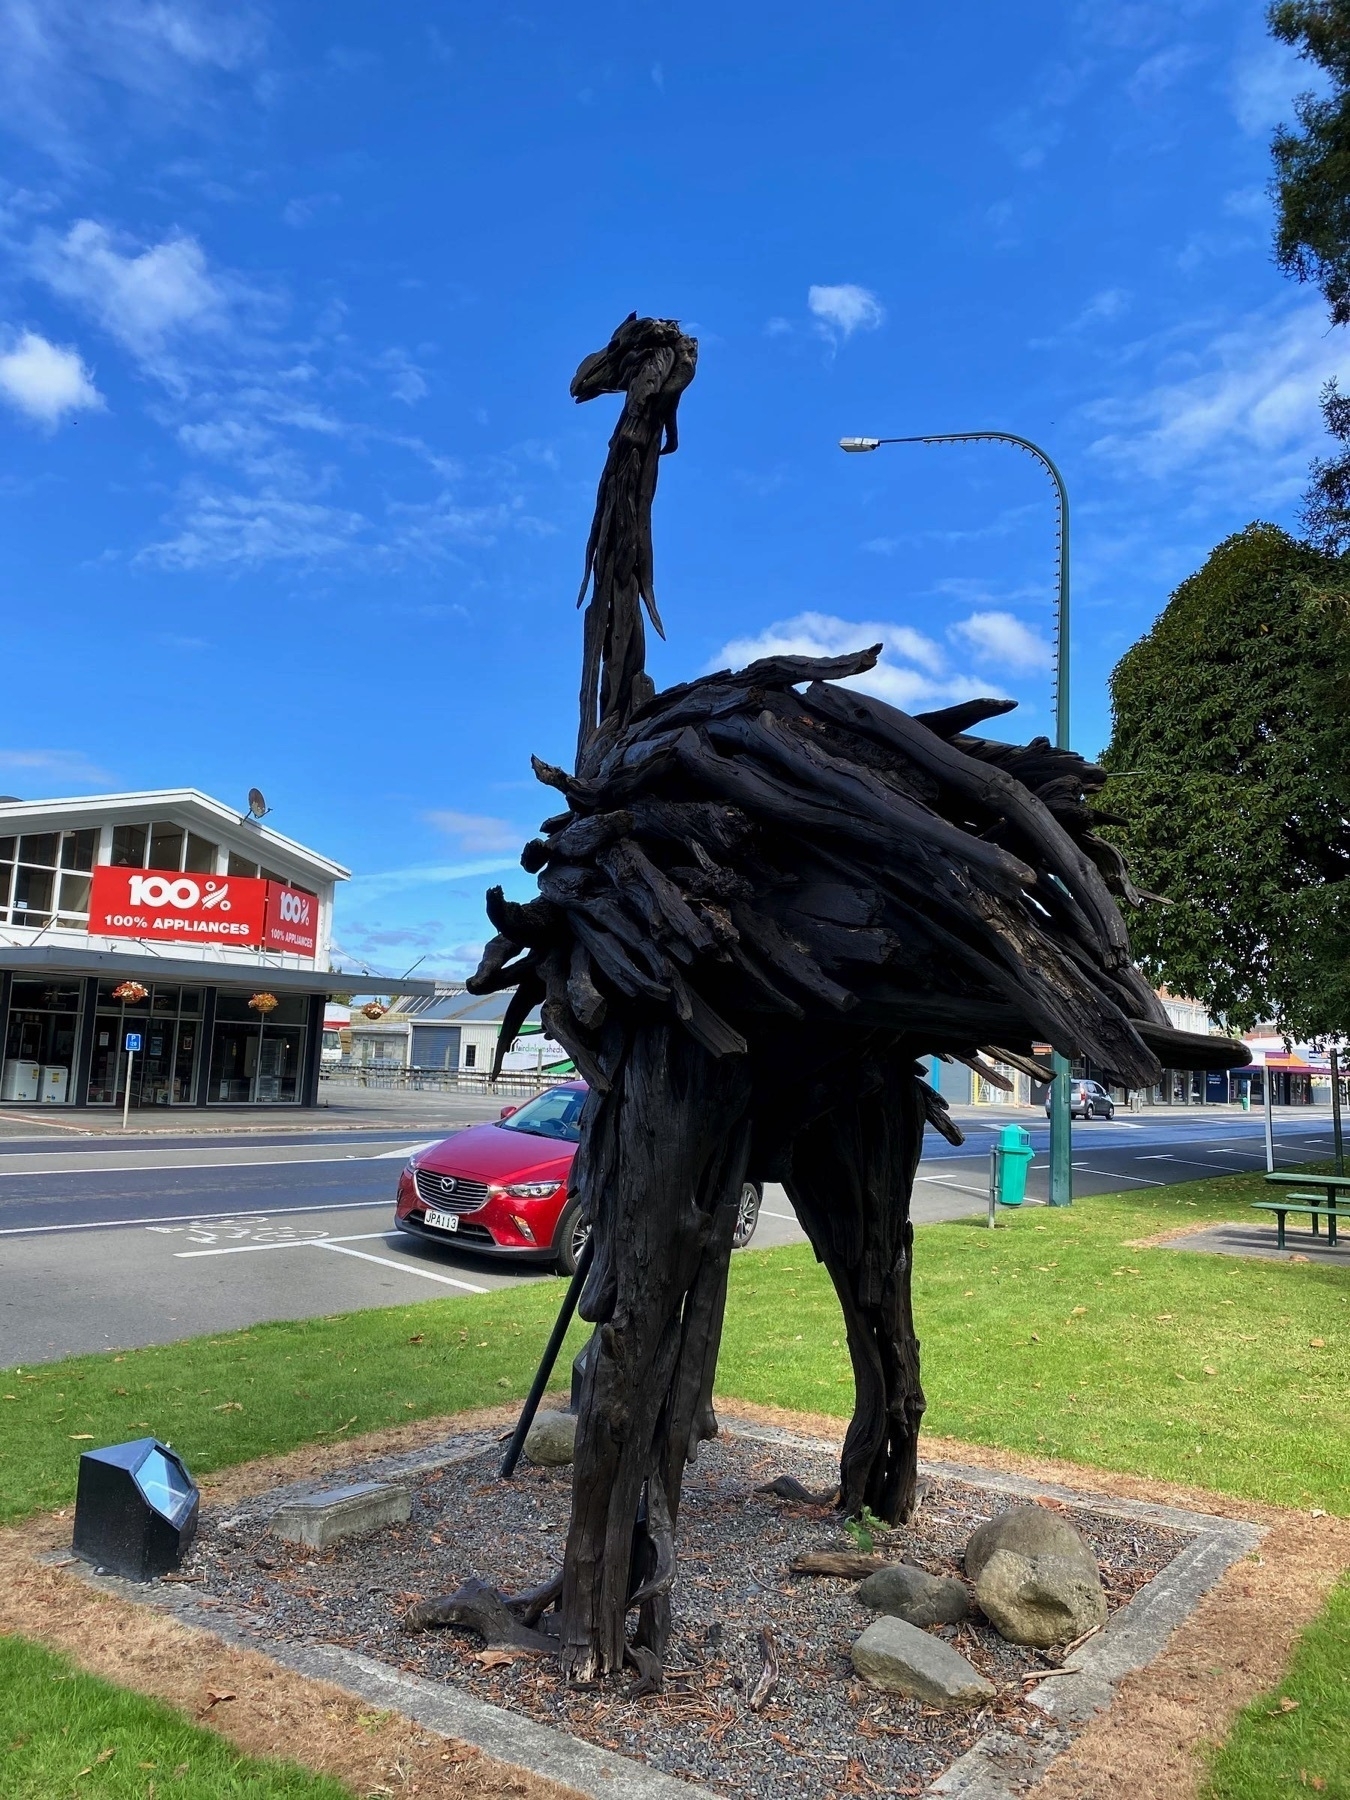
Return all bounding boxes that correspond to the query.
[247,788,268,819]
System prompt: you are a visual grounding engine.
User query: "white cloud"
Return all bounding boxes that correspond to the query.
[1086,301,1350,496]
[1230,33,1322,137]
[0,329,102,426]
[807,284,885,338]
[425,810,521,854]
[0,747,116,788]
[1125,43,1201,105]
[32,220,226,359]
[346,858,519,898]
[0,0,265,158]
[378,347,429,405]
[950,610,1052,673]
[707,610,1002,712]
[139,490,369,570]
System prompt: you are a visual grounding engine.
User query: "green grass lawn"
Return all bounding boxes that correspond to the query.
[0,1636,352,1798]
[2,1167,1345,1794]
[1204,1573,1350,1799]
[2,1169,1345,1524]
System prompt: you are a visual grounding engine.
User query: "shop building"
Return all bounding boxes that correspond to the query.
[0,789,427,1111]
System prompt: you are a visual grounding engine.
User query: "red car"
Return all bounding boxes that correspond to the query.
[394,1080,763,1273]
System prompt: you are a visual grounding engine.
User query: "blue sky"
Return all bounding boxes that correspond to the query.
[0,0,1342,978]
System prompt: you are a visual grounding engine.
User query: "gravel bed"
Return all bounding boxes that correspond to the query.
[181,1432,1191,1800]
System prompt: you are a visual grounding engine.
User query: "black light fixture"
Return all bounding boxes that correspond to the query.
[72,1438,199,1580]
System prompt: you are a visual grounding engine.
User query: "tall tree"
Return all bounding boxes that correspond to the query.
[1270,0,1350,324]
[1101,524,1350,1038]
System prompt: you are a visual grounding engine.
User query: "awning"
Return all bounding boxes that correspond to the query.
[0,944,437,998]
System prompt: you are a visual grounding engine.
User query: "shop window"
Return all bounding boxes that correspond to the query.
[56,870,91,925]
[12,866,54,925]
[17,832,59,868]
[184,834,217,874]
[112,824,148,867]
[2,981,83,1104]
[208,1013,308,1104]
[227,852,259,878]
[60,830,96,871]
[0,839,13,921]
[149,824,184,872]
[87,985,204,1107]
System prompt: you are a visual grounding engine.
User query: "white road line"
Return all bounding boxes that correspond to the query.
[757,1208,798,1222]
[174,1231,393,1258]
[311,1240,489,1292]
[0,1199,389,1237]
[0,1149,422,1178]
[373,1140,441,1160]
[174,1230,491,1293]
[916,1176,990,1199]
[1070,1165,1164,1186]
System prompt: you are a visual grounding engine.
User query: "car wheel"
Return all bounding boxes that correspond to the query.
[552,1200,590,1277]
[732,1181,762,1249]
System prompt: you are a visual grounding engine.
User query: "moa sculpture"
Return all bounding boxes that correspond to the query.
[408,314,1247,1686]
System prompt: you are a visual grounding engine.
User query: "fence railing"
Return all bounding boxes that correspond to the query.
[320,1063,567,1097]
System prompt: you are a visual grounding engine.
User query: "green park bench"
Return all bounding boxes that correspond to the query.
[1252,1171,1350,1249]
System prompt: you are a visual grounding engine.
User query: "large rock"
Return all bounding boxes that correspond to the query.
[964,1504,1097,1581]
[523,1409,577,1466]
[975,1547,1107,1647]
[851,1616,994,1707]
[856,1563,970,1628]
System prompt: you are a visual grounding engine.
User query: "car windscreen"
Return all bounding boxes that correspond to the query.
[496,1088,585,1143]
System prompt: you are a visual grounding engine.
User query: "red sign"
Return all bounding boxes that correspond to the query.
[89,866,317,959]
[263,881,318,958]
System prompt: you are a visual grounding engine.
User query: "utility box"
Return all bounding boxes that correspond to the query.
[73,1439,199,1580]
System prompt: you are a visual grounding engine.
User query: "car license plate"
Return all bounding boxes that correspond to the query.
[423,1206,459,1233]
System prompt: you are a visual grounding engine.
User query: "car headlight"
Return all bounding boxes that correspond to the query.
[501,1181,559,1199]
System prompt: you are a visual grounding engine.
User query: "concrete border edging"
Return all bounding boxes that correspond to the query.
[720,1424,1265,1797]
[54,1421,1265,1800]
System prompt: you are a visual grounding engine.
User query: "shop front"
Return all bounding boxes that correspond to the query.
[0,787,431,1111]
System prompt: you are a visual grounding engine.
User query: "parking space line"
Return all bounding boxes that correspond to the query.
[757,1208,797,1221]
[1070,1166,1164,1185]
[174,1231,392,1258]
[312,1240,489,1292]
[0,1199,389,1237]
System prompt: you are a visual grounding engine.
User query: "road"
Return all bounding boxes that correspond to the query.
[0,1107,1337,1367]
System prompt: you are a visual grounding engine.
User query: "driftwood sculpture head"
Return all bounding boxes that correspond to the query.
[438,317,1248,1686]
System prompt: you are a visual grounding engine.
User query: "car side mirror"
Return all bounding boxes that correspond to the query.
[499,1104,518,1119]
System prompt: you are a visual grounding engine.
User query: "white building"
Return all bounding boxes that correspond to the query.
[0,788,429,1111]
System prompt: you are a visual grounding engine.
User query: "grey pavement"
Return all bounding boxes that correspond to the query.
[1,1099,1340,1367]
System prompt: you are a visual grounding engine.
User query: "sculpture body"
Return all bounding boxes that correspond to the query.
[445,316,1247,1684]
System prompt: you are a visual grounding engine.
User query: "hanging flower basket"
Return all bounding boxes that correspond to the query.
[360,1002,387,1020]
[111,981,149,1004]
[248,992,280,1014]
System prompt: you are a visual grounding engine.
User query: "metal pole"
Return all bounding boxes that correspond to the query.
[1264,1064,1275,1173]
[122,1049,134,1132]
[988,1145,999,1228]
[1332,1047,1344,1175]
[500,1232,594,1478]
[841,430,1074,1204]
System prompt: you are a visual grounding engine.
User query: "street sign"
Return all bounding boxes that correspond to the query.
[125,1032,143,1053]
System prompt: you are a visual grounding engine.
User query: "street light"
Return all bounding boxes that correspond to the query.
[838,429,1073,1206]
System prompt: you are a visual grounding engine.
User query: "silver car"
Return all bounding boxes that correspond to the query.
[1046,1079,1115,1121]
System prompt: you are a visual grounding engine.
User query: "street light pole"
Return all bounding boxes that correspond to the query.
[839,431,1073,1204]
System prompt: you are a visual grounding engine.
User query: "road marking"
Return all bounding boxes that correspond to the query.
[312,1240,489,1292]
[1070,1165,1164,1186]
[0,1199,389,1238]
[174,1230,394,1257]
[373,1140,441,1160]
[173,1229,492,1293]
[916,1175,991,1198]
[757,1208,798,1222]
[0,1148,422,1178]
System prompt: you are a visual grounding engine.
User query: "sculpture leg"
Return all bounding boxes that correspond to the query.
[784,1053,927,1524]
[560,1022,752,1681]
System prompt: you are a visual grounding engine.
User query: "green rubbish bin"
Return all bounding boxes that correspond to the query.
[997,1124,1034,1206]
